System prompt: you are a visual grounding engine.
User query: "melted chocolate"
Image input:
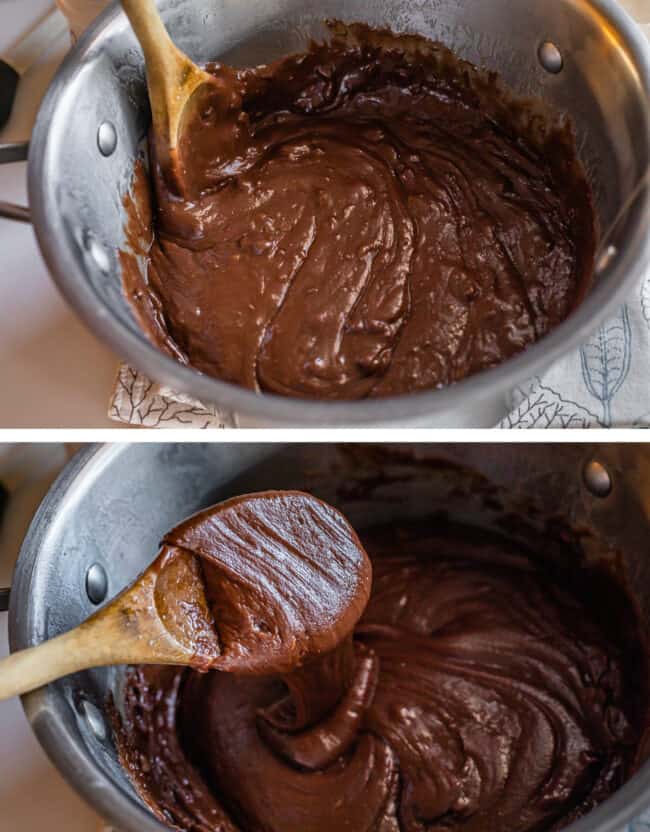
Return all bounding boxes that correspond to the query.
[122,23,596,399]
[117,519,643,831]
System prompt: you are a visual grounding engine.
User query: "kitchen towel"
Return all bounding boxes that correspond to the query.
[497,268,650,429]
[109,364,234,428]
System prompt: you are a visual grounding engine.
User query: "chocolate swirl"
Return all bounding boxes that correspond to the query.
[117,521,641,832]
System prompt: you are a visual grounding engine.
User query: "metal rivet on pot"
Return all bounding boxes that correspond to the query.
[86,563,108,605]
[97,121,117,156]
[538,41,563,74]
[83,230,110,274]
[583,460,612,498]
[596,244,617,274]
[81,700,107,742]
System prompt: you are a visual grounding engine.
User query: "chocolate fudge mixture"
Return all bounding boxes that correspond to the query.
[153,490,371,675]
[122,23,596,399]
[117,505,645,831]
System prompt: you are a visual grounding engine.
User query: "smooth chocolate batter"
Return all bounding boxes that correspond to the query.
[122,23,596,399]
[117,512,644,832]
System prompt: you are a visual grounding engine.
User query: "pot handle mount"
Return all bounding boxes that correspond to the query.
[0,141,31,223]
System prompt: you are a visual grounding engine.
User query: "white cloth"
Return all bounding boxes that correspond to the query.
[498,269,650,428]
[109,365,234,428]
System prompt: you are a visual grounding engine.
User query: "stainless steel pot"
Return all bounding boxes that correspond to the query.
[7,0,650,425]
[4,442,650,831]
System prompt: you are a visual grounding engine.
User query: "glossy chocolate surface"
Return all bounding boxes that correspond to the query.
[122,24,596,399]
[117,514,642,832]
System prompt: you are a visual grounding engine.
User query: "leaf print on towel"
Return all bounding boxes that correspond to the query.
[498,377,601,428]
[109,365,234,428]
[642,270,650,329]
[580,305,632,426]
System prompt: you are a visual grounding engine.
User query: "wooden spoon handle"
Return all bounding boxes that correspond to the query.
[0,563,195,702]
[0,621,115,700]
[121,0,178,84]
[120,0,211,158]
[121,0,179,148]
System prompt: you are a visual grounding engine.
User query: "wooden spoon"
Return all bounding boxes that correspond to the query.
[0,547,219,701]
[0,491,371,702]
[120,0,219,195]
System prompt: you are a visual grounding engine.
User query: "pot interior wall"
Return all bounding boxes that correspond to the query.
[44,0,649,351]
[10,443,650,831]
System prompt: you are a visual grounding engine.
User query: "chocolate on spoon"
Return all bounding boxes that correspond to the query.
[0,491,371,701]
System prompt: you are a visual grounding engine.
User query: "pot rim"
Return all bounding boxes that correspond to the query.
[27,0,650,425]
[8,442,650,832]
